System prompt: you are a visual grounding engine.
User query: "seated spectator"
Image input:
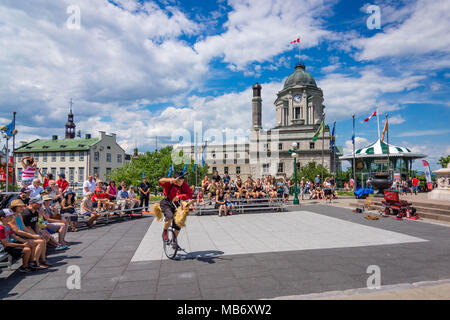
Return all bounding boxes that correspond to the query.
[128,186,139,209]
[27,178,44,198]
[196,189,205,206]
[0,209,35,273]
[8,200,48,270]
[92,188,107,211]
[83,175,96,197]
[206,181,217,204]
[225,192,234,216]
[56,173,69,196]
[7,187,31,208]
[106,180,118,202]
[60,191,78,232]
[47,180,63,218]
[117,185,131,212]
[37,200,67,250]
[21,197,53,268]
[234,178,244,200]
[41,195,69,247]
[81,192,101,228]
[215,189,226,217]
[212,171,221,183]
[223,172,231,187]
[252,179,265,199]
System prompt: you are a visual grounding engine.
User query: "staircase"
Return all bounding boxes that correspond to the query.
[349,198,450,223]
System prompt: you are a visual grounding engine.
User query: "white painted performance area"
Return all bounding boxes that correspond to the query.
[131,211,427,262]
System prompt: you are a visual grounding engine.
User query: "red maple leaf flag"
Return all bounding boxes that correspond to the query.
[364,110,377,122]
[290,38,300,44]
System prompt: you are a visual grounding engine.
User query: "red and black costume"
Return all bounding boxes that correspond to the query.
[159,180,193,230]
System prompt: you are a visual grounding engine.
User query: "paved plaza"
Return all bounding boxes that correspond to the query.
[1,204,450,300]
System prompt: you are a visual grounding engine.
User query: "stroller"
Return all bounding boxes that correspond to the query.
[381,190,418,220]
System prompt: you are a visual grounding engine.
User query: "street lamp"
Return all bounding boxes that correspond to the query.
[288,142,300,205]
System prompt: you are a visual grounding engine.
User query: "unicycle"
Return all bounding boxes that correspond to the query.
[162,226,179,259]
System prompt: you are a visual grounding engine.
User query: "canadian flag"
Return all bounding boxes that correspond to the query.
[290,38,300,44]
[364,110,377,122]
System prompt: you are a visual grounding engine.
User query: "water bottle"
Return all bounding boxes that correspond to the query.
[362,205,365,213]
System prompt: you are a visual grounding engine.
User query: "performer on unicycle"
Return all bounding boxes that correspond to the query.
[158,171,193,241]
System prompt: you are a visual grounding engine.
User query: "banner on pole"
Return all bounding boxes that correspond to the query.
[422,160,433,190]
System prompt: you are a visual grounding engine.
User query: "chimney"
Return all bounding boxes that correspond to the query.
[99,131,106,140]
[85,133,91,139]
[252,83,262,130]
[52,135,58,140]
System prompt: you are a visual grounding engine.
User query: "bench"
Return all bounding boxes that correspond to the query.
[0,243,14,270]
[75,205,145,227]
[195,197,286,216]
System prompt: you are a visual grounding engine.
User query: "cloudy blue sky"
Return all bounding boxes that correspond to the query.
[0,0,448,171]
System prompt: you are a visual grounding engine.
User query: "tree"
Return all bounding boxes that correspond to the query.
[295,162,330,183]
[438,155,450,168]
[109,146,209,196]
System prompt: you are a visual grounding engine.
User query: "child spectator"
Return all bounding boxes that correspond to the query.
[81,192,101,228]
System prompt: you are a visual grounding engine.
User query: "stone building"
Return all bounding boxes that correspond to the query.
[176,62,342,179]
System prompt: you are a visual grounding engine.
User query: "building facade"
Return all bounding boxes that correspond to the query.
[176,62,342,180]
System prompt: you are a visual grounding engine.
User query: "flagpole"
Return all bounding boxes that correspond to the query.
[333,121,336,176]
[386,113,390,179]
[5,138,9,192]
[12,112,16,189]
[322,113,325,183]
[376,107,380,140]
[352,114,356,191]
[195,132,198,187]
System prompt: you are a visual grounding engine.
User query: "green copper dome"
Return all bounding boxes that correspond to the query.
[283,63,317,89]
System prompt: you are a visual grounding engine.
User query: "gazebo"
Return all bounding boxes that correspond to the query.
[340,139,426,188]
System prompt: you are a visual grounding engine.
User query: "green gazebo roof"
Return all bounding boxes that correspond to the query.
[340,139,426,160]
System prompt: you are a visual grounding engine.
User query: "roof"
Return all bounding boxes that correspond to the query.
[15,137,100,153]
[283,64,317,90]
[340,139,426,160]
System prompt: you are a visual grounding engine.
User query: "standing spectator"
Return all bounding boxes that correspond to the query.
[56,173,69,195]
[83,175,96,196]
[106,180,118,202]
[20,156,38,188]
[349,178,354,191]
[412,176,420,195]
[27,179,44,198]
[38,171,53,189]
[314,175,320,186]
[138,177,151,211]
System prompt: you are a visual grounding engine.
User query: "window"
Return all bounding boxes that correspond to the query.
[60,167,66,177]
[296,162,300,171]
[117,154,122,163]
[69,167,75,183]
[295,107,300,119]
[310,142,315,149]
[51,168,57,177]
[278,143,283,150]
[43,153,47,162]
[93,167,99,175]
[106,168,111,178]
[79,151,84,161]
[51,152,56,162]
[78,167,84,182]
[70,152,75,161]
[106,153,111,162]
[212,153,216,159]
[18,169,22,182]
[34,153,39,161]
[107,146,111,150]
[236,166,241,174]
[224,154,228,159]
[94,152,99,161]
[42,168,48,176]
[60,152,65,162]
[224,167,228,174]
[212,167,216,173]
[262,163,270,174]
[278,163,284,174]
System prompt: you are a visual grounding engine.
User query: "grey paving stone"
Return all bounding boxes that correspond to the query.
[64,290,112,300]
[158,271,197,286]
[111,280,158,298]
[119,269,160,282]
[200,285,247,300]
[198,274,240,291]
[96,257,131,268]
[18,287,70,300]
[83,265,127,280]
[126,260,161,271]
[230,265,271,279]
[156,282,201,300]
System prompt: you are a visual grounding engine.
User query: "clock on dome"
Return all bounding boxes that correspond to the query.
[293,94,302,103]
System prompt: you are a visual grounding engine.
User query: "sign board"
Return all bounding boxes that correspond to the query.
[374,159,389,164]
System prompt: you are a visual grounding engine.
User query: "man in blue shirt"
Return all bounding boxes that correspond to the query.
[117,185,130,211]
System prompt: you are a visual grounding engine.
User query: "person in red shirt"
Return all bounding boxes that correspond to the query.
[412,176,420,195]
[158,172,192,241]
[92,188,115,211]
[56,173,69,195]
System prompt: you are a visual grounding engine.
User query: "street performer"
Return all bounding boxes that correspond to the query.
[158,171,193,242]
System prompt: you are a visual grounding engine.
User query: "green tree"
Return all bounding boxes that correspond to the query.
[295,162,330,183]
[438,155,450,168]
[109,146,209,196]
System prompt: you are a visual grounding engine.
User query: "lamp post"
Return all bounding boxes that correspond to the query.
[288,142,299,205]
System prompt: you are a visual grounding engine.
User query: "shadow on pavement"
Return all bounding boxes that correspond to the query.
[176,250,226,263]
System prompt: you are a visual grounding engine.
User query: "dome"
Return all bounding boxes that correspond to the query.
[283,63,317,89]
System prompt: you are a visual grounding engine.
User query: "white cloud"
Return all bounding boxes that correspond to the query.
[343,137,369,155]
[395,129,450,138]
[387,115,405,125]
[353,0,450,64]
[194,0,335,70]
